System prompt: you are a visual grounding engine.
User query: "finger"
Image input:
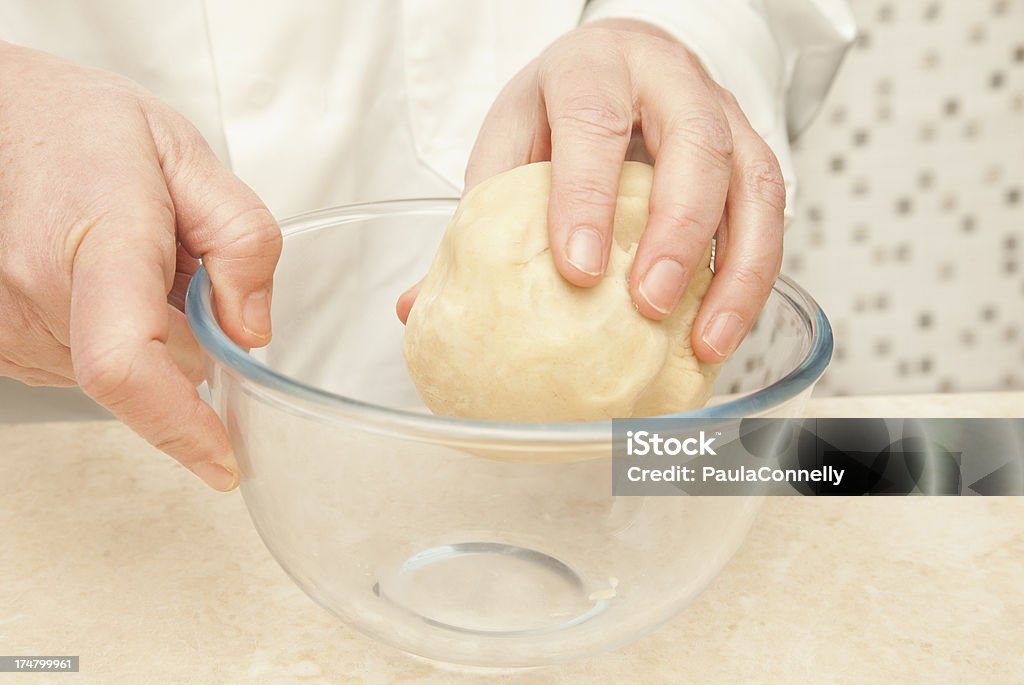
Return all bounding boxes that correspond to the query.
[0,359,75,387]
[628,55,734,320]
[541,43,633,286]
[166,305,206,386]
[396,279,423,325]
[167,243,200,313]
[166,248,205,383]
[147,105,282,349]
[464,69,551,190]
[0,304,77,379]
[69,199,238,491]
[692,92,785,362]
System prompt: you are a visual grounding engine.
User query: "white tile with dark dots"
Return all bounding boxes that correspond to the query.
[784,0,1024,395]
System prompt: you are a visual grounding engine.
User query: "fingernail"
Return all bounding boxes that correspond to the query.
[190,462,239,491]
[242,289,271,340]
[702,312,745,358]
[565,228,604,277]
[639,260,687,315]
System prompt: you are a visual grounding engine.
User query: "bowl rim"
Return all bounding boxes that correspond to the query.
[186,199,833,445]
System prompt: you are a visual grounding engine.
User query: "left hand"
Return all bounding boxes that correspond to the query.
[398,19,785,363]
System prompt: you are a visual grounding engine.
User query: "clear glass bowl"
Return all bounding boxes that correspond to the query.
[186,199,832,668]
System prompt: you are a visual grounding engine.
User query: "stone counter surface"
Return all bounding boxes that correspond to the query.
[1,393,1022,684]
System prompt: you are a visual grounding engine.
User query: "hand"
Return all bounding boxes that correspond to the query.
[0,43,281,490]
[398,19,784,363]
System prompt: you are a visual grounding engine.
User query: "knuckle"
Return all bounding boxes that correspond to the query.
[730,263,775,295]
[147,397,219,464]
[61,209,109,271]
[671,111,734,167]
[75,338,144,407]
[672,43,707,72]
[63,194,176,268]
[741,157,787,212]
[192,204,282,261]
[655,201,712,236]
[544,29,623,72]
[150,420,200,460]
[141,101,210,178]
[227,207,283,258]
[553,95,633,141]
[714,85,741,110]
[558,175,620,212]
[157,132,200,180]
[0,248,40,298]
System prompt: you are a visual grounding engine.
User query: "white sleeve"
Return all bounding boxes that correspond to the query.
[580,0,857,224]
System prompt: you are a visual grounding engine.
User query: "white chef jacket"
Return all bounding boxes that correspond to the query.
[0,0,855,222]
[0,0,856,420]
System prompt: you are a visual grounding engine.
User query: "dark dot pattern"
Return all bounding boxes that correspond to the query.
[781,0,1024,395]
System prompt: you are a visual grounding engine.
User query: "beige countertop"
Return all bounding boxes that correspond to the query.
[1,393,1022,684]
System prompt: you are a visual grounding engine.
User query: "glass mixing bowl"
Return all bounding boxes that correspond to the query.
[186,199,832,668]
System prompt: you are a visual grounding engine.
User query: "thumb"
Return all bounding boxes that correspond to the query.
[148,105,282,348]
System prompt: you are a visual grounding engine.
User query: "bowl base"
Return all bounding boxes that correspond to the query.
[374,541,610,635]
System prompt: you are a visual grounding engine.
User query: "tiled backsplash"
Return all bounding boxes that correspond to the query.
[784,0,1024,395]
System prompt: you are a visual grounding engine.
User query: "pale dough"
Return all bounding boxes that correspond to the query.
[404,161,719,422]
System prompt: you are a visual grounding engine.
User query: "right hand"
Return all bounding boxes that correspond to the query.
[0,43,282,490]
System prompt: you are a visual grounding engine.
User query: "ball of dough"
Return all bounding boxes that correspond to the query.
[404,161,720,422]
